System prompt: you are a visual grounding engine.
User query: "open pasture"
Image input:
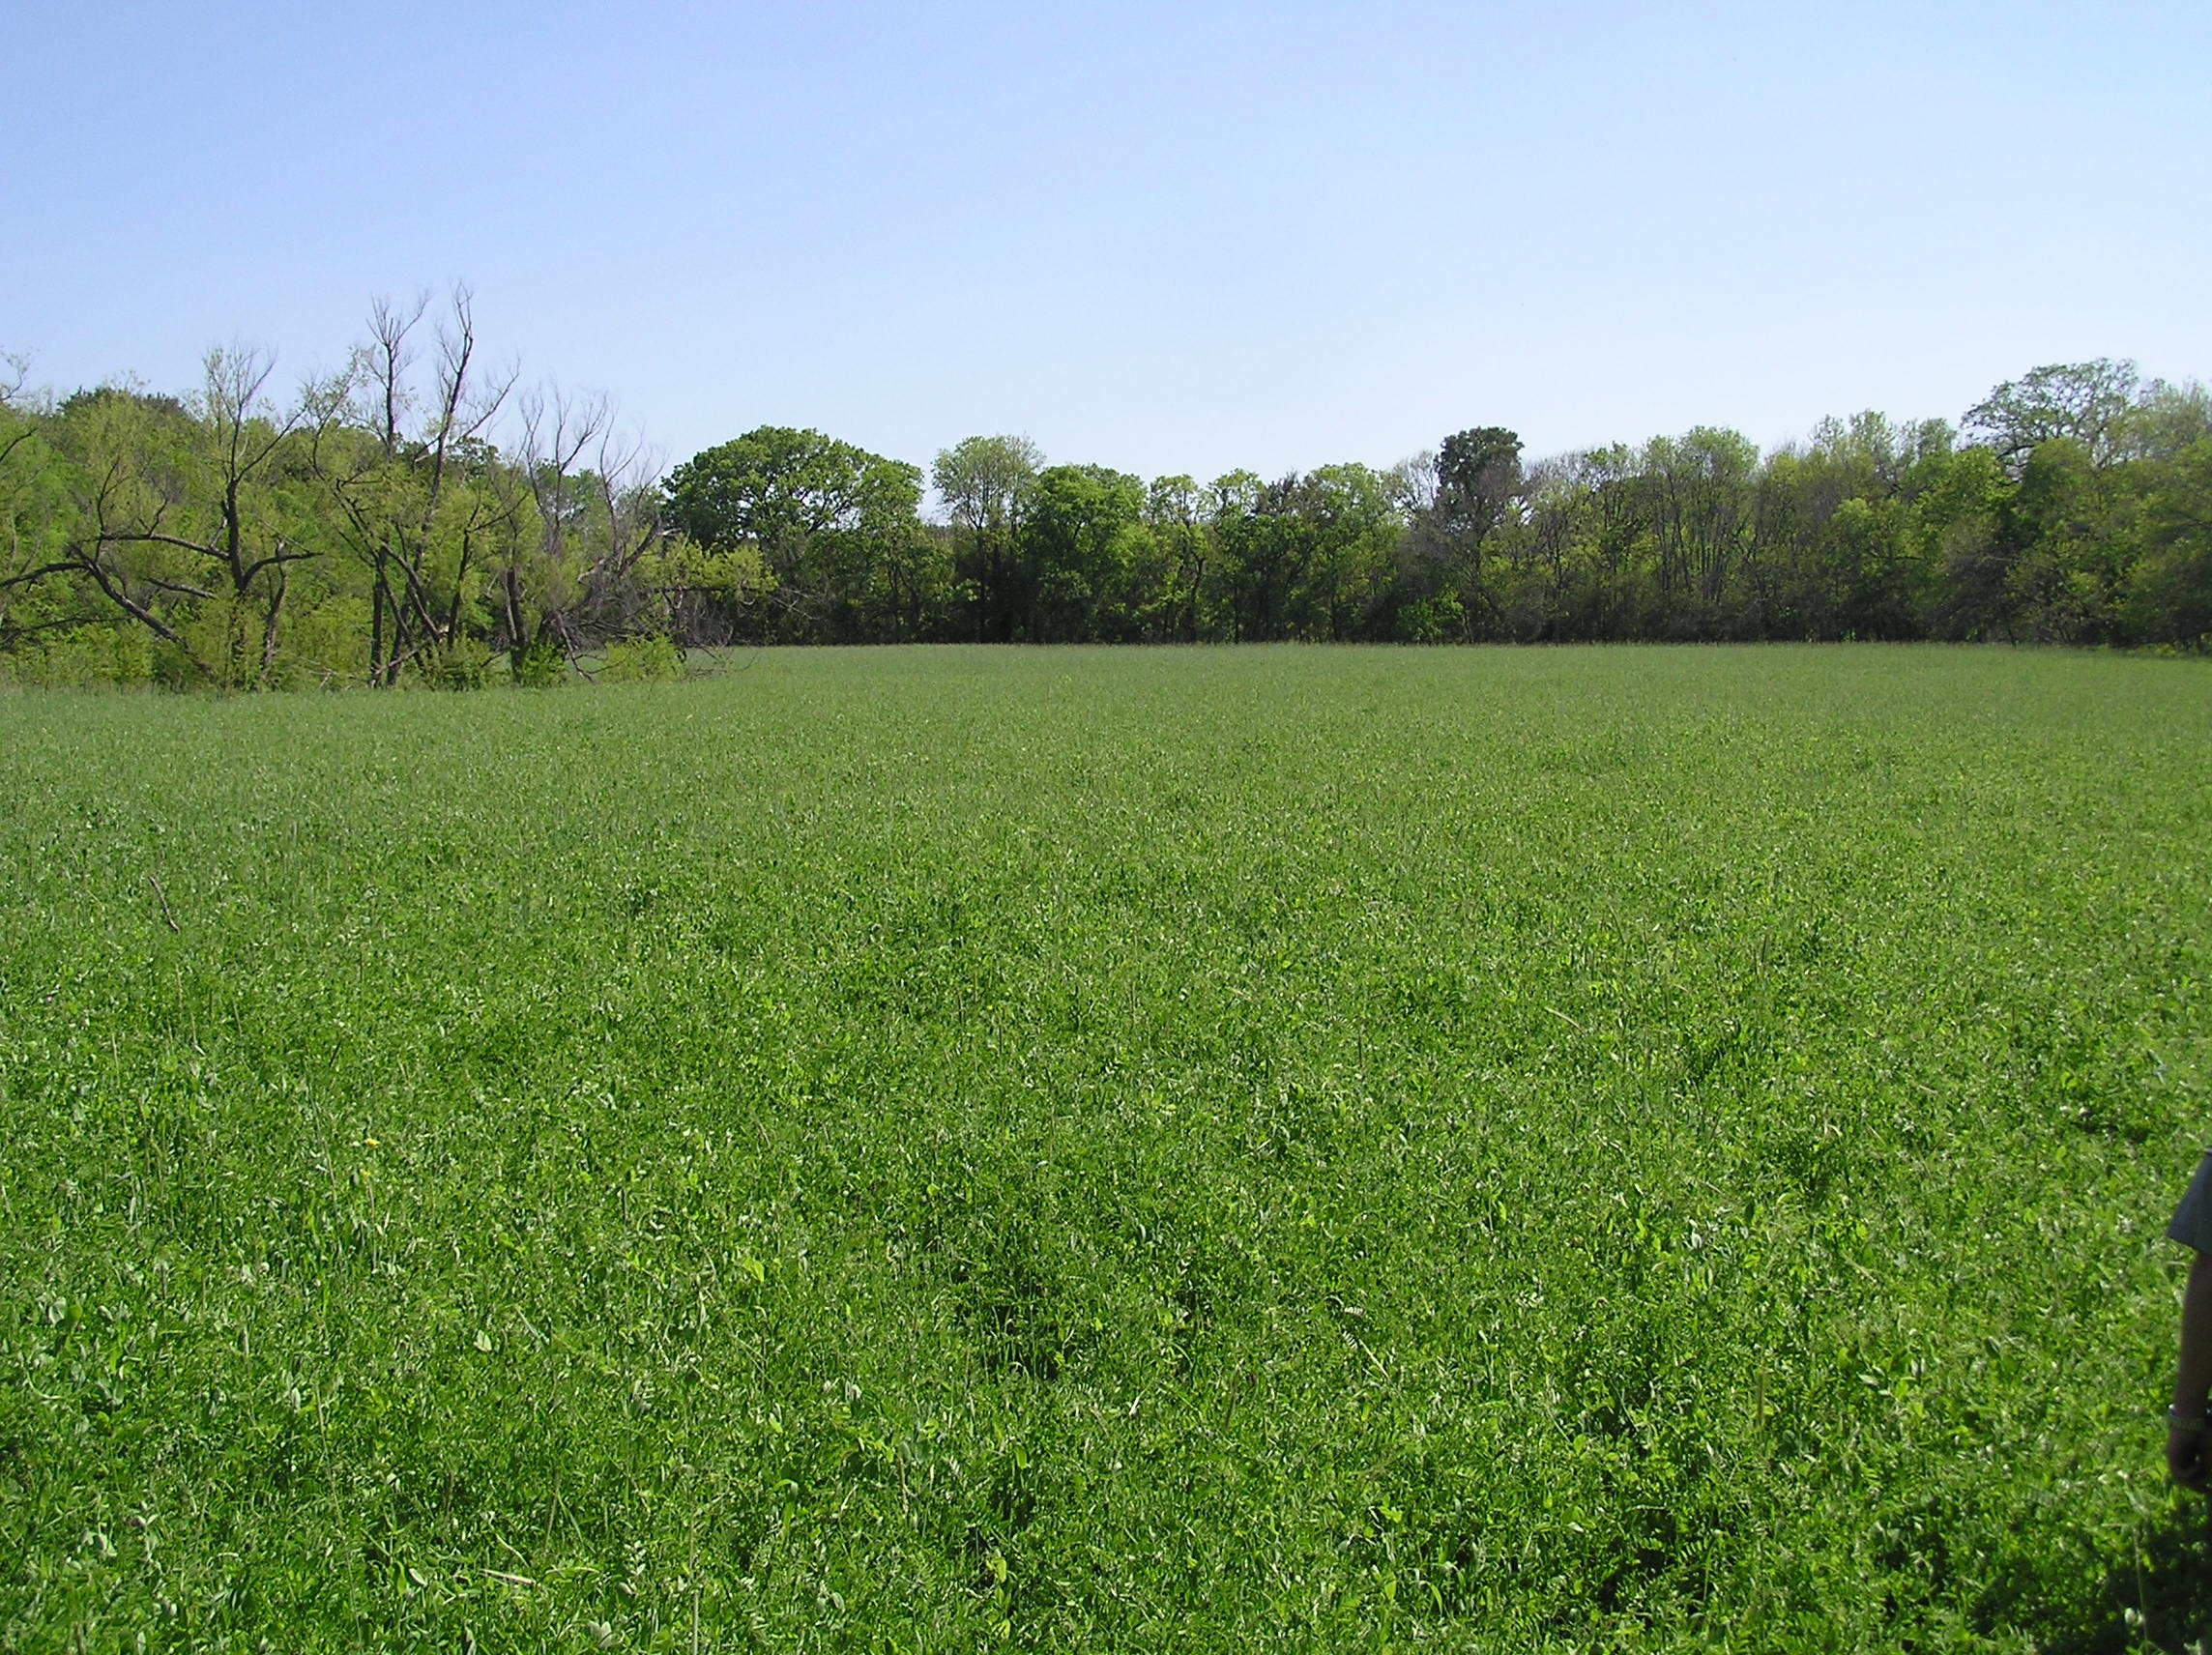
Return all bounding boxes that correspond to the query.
[4,646,2211,1652]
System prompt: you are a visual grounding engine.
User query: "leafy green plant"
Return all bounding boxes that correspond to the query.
[599,632,683,682]
[509,634,568,686]
[422,637,495,690]
[2,645,2207,1650]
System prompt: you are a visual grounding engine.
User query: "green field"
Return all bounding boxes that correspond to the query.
[5,646,2211,1652]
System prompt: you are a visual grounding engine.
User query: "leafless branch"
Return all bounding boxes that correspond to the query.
[518,384,610,483]
[201,344,304,483]
[366,290,429,454]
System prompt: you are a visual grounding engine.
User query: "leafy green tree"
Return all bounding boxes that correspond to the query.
[2127,380,2212,461]
[26,352,337,685]
[1633,427,1760,630]
[1142,475,1212,640]
[1747,414,1939,640]
[1493,455,1587,641]
[2125,438,2212,646]
[1204,466,1400,642]
[666,425,925,642]
[1401,427,1522,636]
[0,361,92,675]
[931,435,1042,642]
[1918,445,2017,640]
[1291,464,1401,640]
[1021,463,1147,640]
[1965,360,2142,471]
[1993,439,2133,642]
[1207,471,1292,641]
[1436,427,1523,541]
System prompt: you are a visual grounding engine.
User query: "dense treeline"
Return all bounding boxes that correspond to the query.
[4,296,2208,686]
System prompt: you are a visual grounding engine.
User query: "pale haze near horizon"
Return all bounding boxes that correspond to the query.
[5,0,2206,487]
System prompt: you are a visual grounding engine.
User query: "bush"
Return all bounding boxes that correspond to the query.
[279,596,371,687]
[1396,589,1466,644]
[7,625,155,687]
[601,633,684,682]
[422,638,494,690]
[510,637,568,687]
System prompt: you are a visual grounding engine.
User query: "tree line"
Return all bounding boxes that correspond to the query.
[4,295,2207,687]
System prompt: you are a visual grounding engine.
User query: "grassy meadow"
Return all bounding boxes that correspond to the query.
[5,645,2212,1652]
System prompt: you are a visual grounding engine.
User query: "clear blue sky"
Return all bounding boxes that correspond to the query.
[7,0,2207,484]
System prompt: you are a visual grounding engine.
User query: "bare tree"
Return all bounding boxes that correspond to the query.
[385,288,515,679]
[364,291,429,457]
[312,287,518,683]
[509,384,608,657]
[581,424,669,633]
[0,351,31,421]
[503,386,684,661]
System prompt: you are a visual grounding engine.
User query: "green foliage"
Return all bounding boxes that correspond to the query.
[598,633,683,682]
[933,435,1044,643]
[0,623,152,687]
[5,343,2211,676]
[1395,587,1464,642]
[1435,426,1524,540]
[2128,440,2212,647]
[4,647,2209,1649]
[663,427,927,643]
[1965,359,2142,470]
[665,426,917,552]
[422,636,496,690]
[510,635,568,686]
[1023,463,1147,641]
[280,595,373,688]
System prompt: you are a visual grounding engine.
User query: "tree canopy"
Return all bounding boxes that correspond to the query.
[4,324,2209,687]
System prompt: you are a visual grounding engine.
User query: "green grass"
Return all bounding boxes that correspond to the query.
[4,645,2210,1652]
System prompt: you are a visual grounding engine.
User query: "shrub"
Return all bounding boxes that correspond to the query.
[10,624,155,687]
[601,633,684,682]
[510,636,569,687]
[422,638,495,690]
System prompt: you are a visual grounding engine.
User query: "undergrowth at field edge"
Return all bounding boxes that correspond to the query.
[3,645,2209,1653]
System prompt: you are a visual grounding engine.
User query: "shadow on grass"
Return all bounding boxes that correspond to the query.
[2031,1501,2212,1655]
